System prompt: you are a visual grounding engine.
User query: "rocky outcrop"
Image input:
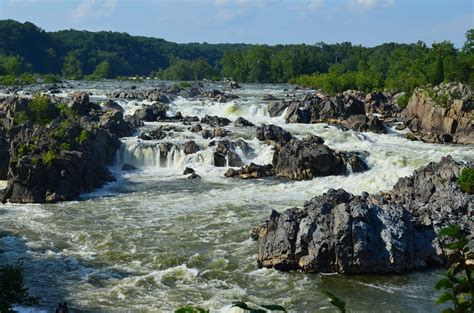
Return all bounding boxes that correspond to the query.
[267,91,396,134]
[1,94,134,203]
[253,156,473,273]
[402,83,473,144]
[184,140,200,155]
[272,136,367,180]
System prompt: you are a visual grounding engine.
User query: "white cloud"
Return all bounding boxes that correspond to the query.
[308,0,324,11]
[349,0,394,10]
[73,0,117,21]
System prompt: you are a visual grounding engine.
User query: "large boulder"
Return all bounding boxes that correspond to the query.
[99,109,136,138]
[256,124,292,148]
[133,103,167,122]
[402,83,473,144]
[225,163,274,179]
[272,137,347,180]
[253,156,473,273]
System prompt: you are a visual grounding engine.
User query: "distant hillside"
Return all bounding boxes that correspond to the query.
[0,19,472,93]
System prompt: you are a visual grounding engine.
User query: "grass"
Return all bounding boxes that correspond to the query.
[457,167,474,194]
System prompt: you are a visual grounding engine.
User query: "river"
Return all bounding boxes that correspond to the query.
[1,81,473,312]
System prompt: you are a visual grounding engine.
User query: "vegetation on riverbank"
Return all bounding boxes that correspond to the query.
[0,19,472,95]
[0,263,37,311]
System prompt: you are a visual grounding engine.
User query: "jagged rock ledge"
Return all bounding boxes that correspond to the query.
[252,156,473,274]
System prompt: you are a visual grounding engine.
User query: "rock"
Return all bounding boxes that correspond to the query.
[190,123,202,132]
[101,99,124,113]
[124,115,145,128]
[68,92,90,114]
[225,163,274,179]
[273,138,347,180]
[183,167,195,175]
[253,156,473,274]
[229,81,241,89]
[201,115,231,127]
[122,163,137,171]
[100,109,136,138]
[256,124,292,148]
[188,172,201,179]
[138,128,167,140]
[262,94,277,101]
[344,114,387,134]
[133,103,167,122]
[402,83,474,144]
[267,101,290,117]
[202,127,229,139]
[234,117,255,127]
[184,140,200,155]
[0,127,9,179]
[213,140,245,167]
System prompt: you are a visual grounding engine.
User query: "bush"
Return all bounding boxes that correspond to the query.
[43,149,57,166]
[14,94,59,125]
[435,225,474,312]
[43,74,61,84]
[17,143,34,158]
[0,263,37,312]
[75,129,89,144]
[396,93,411,109]
[457,168,474,194]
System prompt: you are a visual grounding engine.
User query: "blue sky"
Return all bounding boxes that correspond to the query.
[0,0,473,47]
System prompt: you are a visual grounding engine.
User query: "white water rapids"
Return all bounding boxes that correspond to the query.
[0,81,472,312]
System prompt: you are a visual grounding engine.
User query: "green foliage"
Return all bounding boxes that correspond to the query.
[42,149,57,166]
[435,225,474,312]
[89,60,111,80]
[59,143,71,150]
[63,52,83,80]
[52,120,72,139]
[0,263,37,312]
[396,93,411,109]
[0,19,472,93]
[14,94,59,125]
[155,58,216,81]
[457,168,474,194]
[57,102,78,118]
[17,143,35,158]
[43,74,61,84]
[322,290,347,313]
[75,129,90,144]
[174,306,209,313]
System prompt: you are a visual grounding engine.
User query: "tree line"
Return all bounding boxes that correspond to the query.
[0,19,472,95]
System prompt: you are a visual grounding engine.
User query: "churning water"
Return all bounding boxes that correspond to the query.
[0,81,473,312]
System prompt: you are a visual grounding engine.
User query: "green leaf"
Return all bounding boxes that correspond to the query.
[321,290,346,313]
[437,292,454,304]
[435,278,454,290]
[446,239,469,250]
[438,225,462,239]
[260,304,287,312]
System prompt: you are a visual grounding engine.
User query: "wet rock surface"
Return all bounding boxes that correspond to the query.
[253,156,473,273]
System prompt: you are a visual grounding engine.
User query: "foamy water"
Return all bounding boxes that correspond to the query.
[0,81,472,312]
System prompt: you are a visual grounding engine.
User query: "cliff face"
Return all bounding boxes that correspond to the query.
[402,83,473,144]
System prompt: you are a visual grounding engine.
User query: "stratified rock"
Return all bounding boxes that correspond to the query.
[344,114,387,134]
[402,83,473,144]
[253,156,473,274]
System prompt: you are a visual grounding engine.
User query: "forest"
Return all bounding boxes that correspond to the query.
[0,19,472,95]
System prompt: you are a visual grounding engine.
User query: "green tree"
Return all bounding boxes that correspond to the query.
[63,52,83,79]
[92,60,111,79]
